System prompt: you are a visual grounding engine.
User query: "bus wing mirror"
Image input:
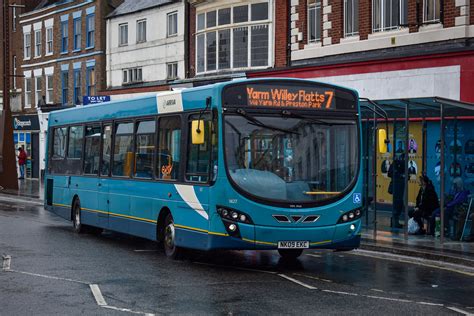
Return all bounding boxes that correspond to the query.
[378,129,389,154]
[192,120,205,145]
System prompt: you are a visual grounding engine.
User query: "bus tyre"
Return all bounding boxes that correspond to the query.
[72,200,86,234]
[164,213,184,260]
[278,249,304,260]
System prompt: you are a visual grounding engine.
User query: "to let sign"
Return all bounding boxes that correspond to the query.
[83,96,111,105]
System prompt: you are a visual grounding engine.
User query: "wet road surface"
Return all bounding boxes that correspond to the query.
[1,197,473,315]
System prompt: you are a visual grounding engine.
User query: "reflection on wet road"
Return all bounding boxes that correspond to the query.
[1,199,473,315]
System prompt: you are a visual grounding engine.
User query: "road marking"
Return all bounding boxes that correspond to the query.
[446,306,473,315]
[293,273,332,283]
[322,290,358,296]
[418,302,444,307]
[89,284,107,306]
[103,306,155,316]
[370,289,385,293]
[306,254,322,258]
[350,250,474,277]
[365,295,412,303]
[278,274,317,290]
[133,250,158,252]
[7,269,89,285]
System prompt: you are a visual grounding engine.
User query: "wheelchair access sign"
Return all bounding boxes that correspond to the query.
[353,193,362,204]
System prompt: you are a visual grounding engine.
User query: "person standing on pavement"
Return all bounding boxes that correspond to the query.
[388,153,406,228]
[18,146,27,180]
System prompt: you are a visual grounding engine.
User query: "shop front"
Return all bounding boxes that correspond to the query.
[12,114,40,179]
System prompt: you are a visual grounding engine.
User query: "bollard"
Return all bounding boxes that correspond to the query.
[2,255,11,271]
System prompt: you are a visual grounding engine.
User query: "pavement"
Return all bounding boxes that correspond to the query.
[1,179,474,268]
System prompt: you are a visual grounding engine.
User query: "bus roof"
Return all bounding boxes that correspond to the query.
[48,78,357,127]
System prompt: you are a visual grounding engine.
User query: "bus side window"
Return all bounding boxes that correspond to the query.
[83,126,101,175]
[134,120,155,179]
[157,116,181,181]
[67,125,84,159]
[113,122,134,177]
[52,127,67,160]
[101,125,112,176]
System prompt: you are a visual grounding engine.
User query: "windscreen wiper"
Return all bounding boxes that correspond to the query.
[281,110,354,126]
[235,108,300,135]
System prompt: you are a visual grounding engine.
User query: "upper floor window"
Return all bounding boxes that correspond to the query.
[122,67,142,84]
[12,7,16,32]
[73,18,82,50]
[74,69,82,105]
[424,0,441,23]
[167,12,178,37]
[344,0,359,37]
[196,2,270,74]
[62,70,69,105]
[372,0,408,33]
[167,62,178,80]
[87,66,96,96]
[12,56,17,89]
[137,19,147,43]
[119,23,128,46]
[24,33,31,59]
[46,74,53,104]
[308,0,321,43]
[61,21,68,53]
[35,76,42,106]
[25,77,32,107]
[86,14,95,48]
[46,27,53,54]
[35,30,42,57]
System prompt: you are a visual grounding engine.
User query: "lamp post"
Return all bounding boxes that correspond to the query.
[0,3,25,190]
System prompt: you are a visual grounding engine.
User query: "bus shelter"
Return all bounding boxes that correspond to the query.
[360,97,474,243]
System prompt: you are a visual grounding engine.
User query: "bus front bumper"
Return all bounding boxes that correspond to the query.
[205,219,362,251]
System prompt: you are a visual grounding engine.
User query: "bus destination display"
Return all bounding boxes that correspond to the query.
[246,85,335,109]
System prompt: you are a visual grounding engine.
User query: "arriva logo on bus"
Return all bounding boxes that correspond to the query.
[157,91,184,113]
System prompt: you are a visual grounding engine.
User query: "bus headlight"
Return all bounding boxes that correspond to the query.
[217,206,253,224]
[337,208,362,224]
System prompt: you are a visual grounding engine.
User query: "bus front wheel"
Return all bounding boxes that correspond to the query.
[278,249,303,260]
[164,213,184,259]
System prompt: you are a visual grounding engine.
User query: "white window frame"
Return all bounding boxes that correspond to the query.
[24,33,31,60]
[137,19,147,43]
[195,2,272,75]
[46,74,53,104]
[119,23,128,46]
[167,62,178,79]
[423,0,441,23]
[25,77,32,108]
[122,67,143,84]
[13,56,17,90]
[12,7,16,32]
[308,0,322,43]
[167,12,178,37]
[35,76,42,107]
[35,30,42,57]
[46,27,53,55]
[372,0,408,33]
[344,0,359,37]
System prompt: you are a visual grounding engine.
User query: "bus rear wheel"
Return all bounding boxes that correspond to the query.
[278,249,304,260]
[163,213,184,260]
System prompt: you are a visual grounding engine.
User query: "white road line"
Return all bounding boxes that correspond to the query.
[370,289,385,293]
[90,284,107,306]
[446,306,474,315]
[365,295,412,303]
[7,269,89,285]
[102,305,155,316]
[418,302,444,307]
[306,254,322,258]
[293,273,333,283]
[322,290,358,296]
[278,274,317,290]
